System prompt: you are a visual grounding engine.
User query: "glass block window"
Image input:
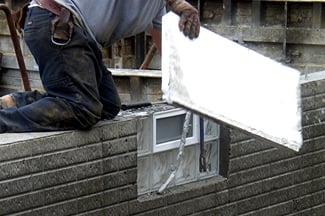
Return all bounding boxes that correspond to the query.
[137,107,220,195]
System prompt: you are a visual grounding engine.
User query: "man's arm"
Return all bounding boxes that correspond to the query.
[166,0,200,39]
[146,0,200,57]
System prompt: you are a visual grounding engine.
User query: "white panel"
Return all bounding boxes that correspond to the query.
[162,12,303,151]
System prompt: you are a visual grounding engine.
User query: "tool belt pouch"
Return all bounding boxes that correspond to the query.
[51,8,73,45]
[12,3,29,34]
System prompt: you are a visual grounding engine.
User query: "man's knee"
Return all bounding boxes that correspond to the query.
[102,103,121,120]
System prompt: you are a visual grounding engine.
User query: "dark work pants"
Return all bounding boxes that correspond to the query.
[0,7,121,133]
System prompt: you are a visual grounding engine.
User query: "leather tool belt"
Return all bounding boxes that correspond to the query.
[34,0,62,16]
[13,0,73,45]
[35,0,74,45]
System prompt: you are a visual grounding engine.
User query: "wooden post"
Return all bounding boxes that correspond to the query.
[222,0,232,25]
[252,0,262,26]
[312,3,322,28]
[135,33,145,69]
[130,77,145,102]
[283,1,288,59]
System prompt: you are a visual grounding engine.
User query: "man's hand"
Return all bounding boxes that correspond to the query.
[167,0,200,39]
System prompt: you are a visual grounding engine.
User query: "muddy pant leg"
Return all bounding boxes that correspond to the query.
[21,7,103,131]
[88,35,121,119]
[0,97,83,133]
[99,69,121,119]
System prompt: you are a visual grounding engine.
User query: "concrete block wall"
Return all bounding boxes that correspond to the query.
[0,1,324,215]
[129,73,325,215]
[0,118,138,215]
[0,72,324,215]
[224,73,325,215]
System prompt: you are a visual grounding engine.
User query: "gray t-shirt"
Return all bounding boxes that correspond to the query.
[55,0,166,48]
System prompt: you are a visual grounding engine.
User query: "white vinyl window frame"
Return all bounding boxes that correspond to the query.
[153,108,199,152]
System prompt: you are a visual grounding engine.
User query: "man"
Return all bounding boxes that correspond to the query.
[0,0,200,133]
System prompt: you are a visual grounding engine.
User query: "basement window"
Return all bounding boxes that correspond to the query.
[137,106,220,195]
[153,108,199,152]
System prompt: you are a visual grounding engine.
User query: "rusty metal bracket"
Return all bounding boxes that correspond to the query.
[0,4,31,91]
[139,44,157,70]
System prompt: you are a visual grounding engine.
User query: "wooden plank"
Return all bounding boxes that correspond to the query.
[162,12,303,151]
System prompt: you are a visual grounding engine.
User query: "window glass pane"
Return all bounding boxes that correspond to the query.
[156,114,193,144]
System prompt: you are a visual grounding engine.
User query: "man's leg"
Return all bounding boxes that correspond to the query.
[0,90,45,109]
[98,70,121,120]
[0,97,79,133]
[0,7,102,132]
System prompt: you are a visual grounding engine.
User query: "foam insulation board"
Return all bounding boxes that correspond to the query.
[162,12,303,151]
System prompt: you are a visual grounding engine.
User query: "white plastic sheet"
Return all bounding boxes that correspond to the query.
[162,12,303,151]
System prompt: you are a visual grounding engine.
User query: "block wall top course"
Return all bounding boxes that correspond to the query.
[300,70,325,84]
[0,116,136,146]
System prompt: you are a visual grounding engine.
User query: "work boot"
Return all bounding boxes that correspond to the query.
[0,95,15,109]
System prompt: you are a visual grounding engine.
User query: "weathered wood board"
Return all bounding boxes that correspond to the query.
[162,12,303,151]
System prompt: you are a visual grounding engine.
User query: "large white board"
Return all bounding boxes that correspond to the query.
[162,12,303,151]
